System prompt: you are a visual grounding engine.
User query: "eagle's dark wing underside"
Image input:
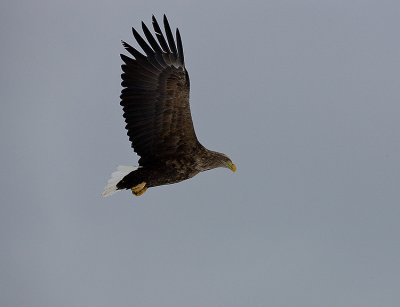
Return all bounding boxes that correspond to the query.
[120,15,200,167]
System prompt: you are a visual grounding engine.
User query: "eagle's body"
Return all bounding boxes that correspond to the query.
[103,15,236,197]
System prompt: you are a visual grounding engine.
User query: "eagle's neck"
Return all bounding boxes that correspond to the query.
[195,148,227,172]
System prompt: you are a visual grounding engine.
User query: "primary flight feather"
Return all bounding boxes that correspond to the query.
[103,15,236,197]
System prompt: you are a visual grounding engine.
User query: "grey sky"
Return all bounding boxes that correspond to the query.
[1,0,400,306]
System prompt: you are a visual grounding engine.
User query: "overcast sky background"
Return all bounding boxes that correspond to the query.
[1,0,400,306]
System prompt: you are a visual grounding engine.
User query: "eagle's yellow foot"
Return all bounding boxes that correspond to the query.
[134,186,147,196]
[131,182,147,196]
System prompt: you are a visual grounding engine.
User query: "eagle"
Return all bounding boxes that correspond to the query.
[103,15,236,197]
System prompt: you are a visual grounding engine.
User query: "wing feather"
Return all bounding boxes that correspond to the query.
[131,27,155,57]
[142,22,163,54]
[163,15,178,61]
[176,28,184,65]
[152,15,170,53]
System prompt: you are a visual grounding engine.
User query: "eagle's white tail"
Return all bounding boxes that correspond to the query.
[102,165,137,197]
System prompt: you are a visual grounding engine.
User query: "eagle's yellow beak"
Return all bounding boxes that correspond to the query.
[227,161,237,172]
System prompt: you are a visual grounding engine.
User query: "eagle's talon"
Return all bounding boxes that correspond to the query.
[133,186,147,196]
[131,182,147,196]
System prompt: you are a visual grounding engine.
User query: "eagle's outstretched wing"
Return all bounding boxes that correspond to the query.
[120,15,199,167]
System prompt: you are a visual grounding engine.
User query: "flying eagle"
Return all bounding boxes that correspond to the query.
[103,15,236,197]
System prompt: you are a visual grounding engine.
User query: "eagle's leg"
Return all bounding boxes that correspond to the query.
[131,182,147,196]
[134,186,147,196]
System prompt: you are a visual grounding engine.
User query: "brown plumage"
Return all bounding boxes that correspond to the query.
[103,15,236,197]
